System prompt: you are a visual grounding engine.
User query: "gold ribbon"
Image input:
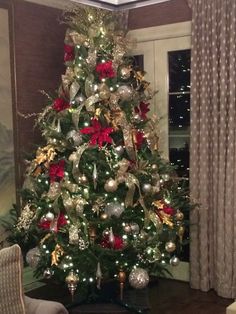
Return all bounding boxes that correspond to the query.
[61,67,75,97]
[69,144,88,184]
[51,244,64,266]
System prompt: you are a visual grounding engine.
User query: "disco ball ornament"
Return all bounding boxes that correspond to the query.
[45,211,54,222]
[104,178,118,192]
[105,202,124,218]
[43,268,54,279]
[165,241,176,253]
[114,145,124,156]
[117,85,133,101]
[26,247,41,268]
[129,268,149,289]
[66,130,83,146]
[170,256,180,266]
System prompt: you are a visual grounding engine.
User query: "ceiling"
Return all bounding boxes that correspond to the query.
[71,0,170,10]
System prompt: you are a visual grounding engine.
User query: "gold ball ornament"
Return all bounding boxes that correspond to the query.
[100,212,108,220]
[104,178,118,193]
[79,174,88,185]
[65,270,79,298]
[123,223,132,233]
[151,164,158,171]
[175,210,184,221]
[165,241,176,253]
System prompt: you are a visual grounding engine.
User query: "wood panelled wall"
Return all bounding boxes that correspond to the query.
[11,0,66,187]
[128,0,191,29]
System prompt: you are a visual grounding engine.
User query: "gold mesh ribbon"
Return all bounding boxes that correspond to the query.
[69,144,88,184]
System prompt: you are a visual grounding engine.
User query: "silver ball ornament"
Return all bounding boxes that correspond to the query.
[105,202,124,218]
[114,145,124,156]
[165,241,176,253]
[170,256,180,266]
[26,247,41,268]
[123,223,132,233]
[129,268,149,289]
[75,94,85,104]
[142,183,152,194]
[66,130,83,146]
[130,222,140,234]
[117,85,133,101]
[45,211,55,222]
[43,268,54,279]
[151,164,158,171]
[104,178,118,193]
[120,66,131,80]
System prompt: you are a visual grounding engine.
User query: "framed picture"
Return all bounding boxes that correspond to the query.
[0,1,16,246]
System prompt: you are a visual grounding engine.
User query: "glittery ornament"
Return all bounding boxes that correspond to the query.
[66,130,83,146]
[123,223,132,233]
[69,225,79,244]
[165,241,176,253]
[129,268,149,289]
[93,163,98,189]
[120,65,132,80]
[170,256,180,266]
[45,211,55,222]
[117,85,133,101]
[26,247,41,268]
[43,268,54,279]
[16,204,35,231]
[65,270,79,299]
[79,174,88,185]
[104,178,118,192]
[100,212,108,220]
[78,237,89,250]
[96,262,102,289]
[109,227,115,246]
[105,202,124,218]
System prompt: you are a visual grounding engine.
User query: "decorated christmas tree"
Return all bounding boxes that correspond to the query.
[9,6,189,300]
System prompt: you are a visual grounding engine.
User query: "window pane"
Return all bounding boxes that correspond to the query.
[169,94,190,128]
[168,50,190,93]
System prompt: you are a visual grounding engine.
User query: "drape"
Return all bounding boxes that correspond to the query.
[189,0,236,298]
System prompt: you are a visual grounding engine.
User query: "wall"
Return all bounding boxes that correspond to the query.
[11,0,66,186]
[128,0,191,29]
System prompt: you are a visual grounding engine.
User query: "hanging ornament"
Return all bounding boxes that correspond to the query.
[114,145,124,156]
[89,227,97,244]
[142,183,152,194]
[65,270,79,299]
[117,85,133,101]
[109,227,115,246]
[151,164,158,171]
[66,130,83,146]
[45,211,55,222]
[170,256,180,266]
[120,65,132,80]
[26,247,41,268]
[75,197,88,214]
[99,83,111,100]
[130,222,140,234]
[78,237,89,250]
[104,178,118,192]
[129,268,149,289]
[165,241,176,253]
[118,269,126,300]
[105,202,124,218]
[162,174,170,182]
[93,163,98,190]
[145,247,161,263]
[43,268,54,279]
[69,225,79,245]
[178,226,185,243]
[175,210,184,221]
[51,244,64,266]
[96,262,102,289]
[16,204,35,231]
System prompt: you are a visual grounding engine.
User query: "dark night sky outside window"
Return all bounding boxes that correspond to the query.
[168,49,191,179]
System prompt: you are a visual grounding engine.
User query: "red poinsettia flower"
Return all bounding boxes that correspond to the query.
[52,98,70,112]
[38,212,67,232]
[134,131,145,150]
[80,118,113,147]
[101,235,124,250]
[49,160,65,183]
[135,101,150,120]
[163,206,175,216]
[64,44,74,62]
[96,60,115,80]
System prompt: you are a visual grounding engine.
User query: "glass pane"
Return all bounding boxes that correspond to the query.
[169,138,189,178]
[169,94,190,128]
[133,55,144,71]
[168,49,190,93]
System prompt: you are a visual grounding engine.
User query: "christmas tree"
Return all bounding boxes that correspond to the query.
[9,6,189,300]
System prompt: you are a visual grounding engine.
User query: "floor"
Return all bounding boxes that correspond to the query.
[26,278,233,314]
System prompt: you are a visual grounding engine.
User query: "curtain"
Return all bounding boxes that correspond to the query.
[189,0,236,298]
